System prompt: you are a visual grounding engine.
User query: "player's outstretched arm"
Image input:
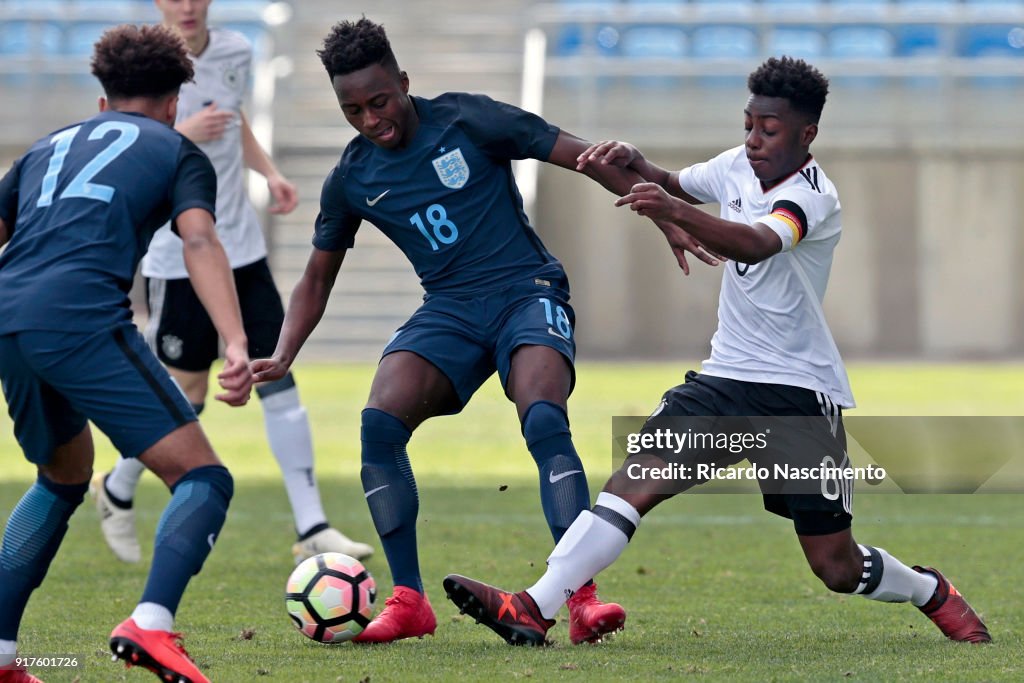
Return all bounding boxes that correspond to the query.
[548,132,719,272]
[617,183,781,264]
[176,207,253,405]
[575,139,700,204]
[251,247,347,383]
[241,112,298,215]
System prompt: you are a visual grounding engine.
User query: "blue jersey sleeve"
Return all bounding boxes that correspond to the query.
[450,93,560,162]
[313,165,361,251]
[0,158,22,232]
[169,139,217,234]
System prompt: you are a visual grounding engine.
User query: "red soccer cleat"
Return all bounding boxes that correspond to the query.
[0,664,44,683]
[443,574,555,646]
[914,566,992,643]
[109,618,210,683]
[567,582,626,644]
[353,586,437,644]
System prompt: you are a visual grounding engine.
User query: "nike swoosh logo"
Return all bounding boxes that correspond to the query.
[549,469,582,484]
[547,327,569,341]
[207,533,216,550]
[365,189,390,206]
[364,484,390,498]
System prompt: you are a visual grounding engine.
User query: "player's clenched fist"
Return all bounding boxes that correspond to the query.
[178,102,235,143]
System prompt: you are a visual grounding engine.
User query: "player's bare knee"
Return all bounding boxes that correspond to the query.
[809,558,861,593]
[39,427,94,485]
[139,422,221,488]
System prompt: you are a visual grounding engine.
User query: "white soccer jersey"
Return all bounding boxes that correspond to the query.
[142,28,265,279]
[678,145,855,408]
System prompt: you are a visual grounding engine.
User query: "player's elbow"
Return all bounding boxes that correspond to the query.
[180,231,218,254]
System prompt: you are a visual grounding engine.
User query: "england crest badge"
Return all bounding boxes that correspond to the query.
[432,148,470,189]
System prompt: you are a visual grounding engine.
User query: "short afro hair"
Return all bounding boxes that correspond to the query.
[747,56,829,122]
[317,18,400,80]
[91,24,193,101]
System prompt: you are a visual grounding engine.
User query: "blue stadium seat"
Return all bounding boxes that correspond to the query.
[552,0,621,57]
[959,24,1024,87]
[691,25,757,87]
[959,24,1024,57]
[693,0,755,19]
[828,26,896,57]
[691,25,758,58]
[620,25,687,88]
[832,0,892,18]
[621,25,687,59]
[828,26,896,87]
[761,0,824,14]
[0,20,64,86]
[765,28,826,60]
[0,22,63,58]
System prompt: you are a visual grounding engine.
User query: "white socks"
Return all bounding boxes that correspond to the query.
[260,386,328,536]
[105,457,146,502]
[526,492,641,619]
[131,602,174,632]
[856,544,938,606]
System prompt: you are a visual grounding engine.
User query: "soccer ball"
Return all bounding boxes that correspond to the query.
[285,552,376,643]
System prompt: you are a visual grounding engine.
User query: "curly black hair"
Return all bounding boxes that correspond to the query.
[747,56,829,122]
[91,24,194,101]
[317,18,400,80]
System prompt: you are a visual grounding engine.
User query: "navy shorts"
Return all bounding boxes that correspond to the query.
[145,258,285,371]
[383,273,576,411]
[0,324,196,465]
[639,370,852,536]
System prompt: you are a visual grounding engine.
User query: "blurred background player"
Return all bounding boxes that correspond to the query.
[0,24,253,683]
[444,57,991,647]
[249,17,711,645]
[91,0,373,565]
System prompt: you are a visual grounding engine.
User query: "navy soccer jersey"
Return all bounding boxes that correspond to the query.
[314,93,564,294]
[0,110,216,333]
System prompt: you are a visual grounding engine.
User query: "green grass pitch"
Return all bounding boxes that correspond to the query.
[2,362,1023,682]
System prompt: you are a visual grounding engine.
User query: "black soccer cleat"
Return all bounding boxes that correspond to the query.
[443,574,555,646]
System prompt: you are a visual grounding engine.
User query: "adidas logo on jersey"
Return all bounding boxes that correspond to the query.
[728,198,743,213]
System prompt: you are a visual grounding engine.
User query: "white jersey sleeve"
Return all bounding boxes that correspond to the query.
[755,183,840,252]
[676,146,743,205]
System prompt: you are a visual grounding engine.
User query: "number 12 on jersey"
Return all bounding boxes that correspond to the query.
[37,122,140,207]
[409,203,459,251]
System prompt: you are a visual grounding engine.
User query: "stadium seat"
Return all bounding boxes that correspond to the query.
[829,25,896,57]
[693,0,755,19]
[760,0,824,15]
[552,0,621,57]
[828,26,896,88]
[620,25,687,88]
[691,25,757,87]
[832,0,892,19]
[691,25,758,58]
[0,21,64,86]
[765,27,826,60]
